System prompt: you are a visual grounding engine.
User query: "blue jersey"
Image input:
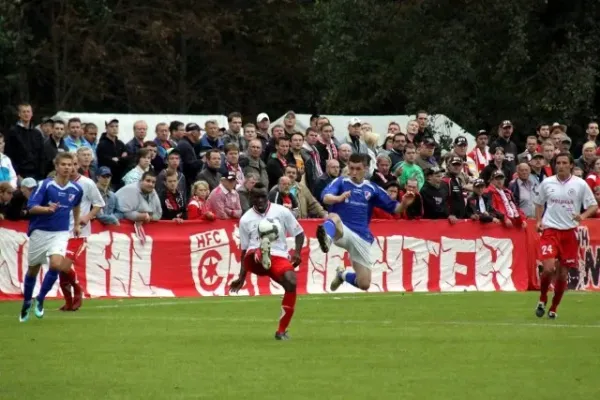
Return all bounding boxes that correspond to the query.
[27,178,83,236]
[322,177,398,243]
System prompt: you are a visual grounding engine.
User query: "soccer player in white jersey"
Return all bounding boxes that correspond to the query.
[230,182,305,340]
[20,152,83,322]
[58,157,105,311]
[317,153,415,292]
[534,152,597,319]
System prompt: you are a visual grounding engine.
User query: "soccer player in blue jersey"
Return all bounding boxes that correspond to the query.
[19,152,83,322]
[317,153,415,291]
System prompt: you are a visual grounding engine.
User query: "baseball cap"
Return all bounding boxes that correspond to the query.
[550,122,567,134]
[185,122,200,132]
[105,118,119,125]
[222,171,237,181]
[256,113,270,123]
[348,117,362,126]
[449,156,463,165]
[453,136,468,146]
[41,116,54,124]
[492,170,505,179]
[423,137,436,146]
[20,177,38,189]
[473,178,485,187]
[501,120,513,128]
[476,129,488,137]
[531,152,544,159]
[97,166,112,177]
[284,110,296,119]
[424,166,444,176]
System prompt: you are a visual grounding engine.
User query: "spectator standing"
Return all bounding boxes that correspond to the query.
[289,133,308,179]
[176,123,204,189]
[490,120,519,170]
[371,181,402,220]
[115,171,162,222]
[282,110,299,136]
[206,172,242,220]
[220,144,244,188]
[153,122,176,158]
[160,170,186,222]
[396,144,425,190]
[301,128,323,192]
[342,117,369,155]
[573,121,600,159]
[5,102,45,180]
[401,178,424,219]
[95,167,120,226]
[122,148,152,185]
[266,137,294,189]
[284,165,326,219]
[96,118,128,188]
[262,124,285,162]
[314,159,340,203]
[143,141,165,174]
[63,118,88,152]
[268,176,299,218]
[528,152,548,184]
[443,156,468,221]
[82,123,99,153]
[255,113,270,148]
[518,136,539,163]
[169,121,185,144]
[388,133,406,168]
[468,130,491,174]
[0,182,14,219]
[405,120,419,145]
[43,120,69,177]
[0,132,18,188]
[370,155,395,187]
[420,167,450,220]
[155,150,187,199]
[4,177,37,220]
[315,123,338,171]
[485,170,527,229]
[575,141,596,177]
[466,178,502,224]
[197,149,223,191]
[187,180,215,221]
[242,123,257,153]
[508,163,538,218]
[223,112,246,152]
[415,138,439,172]
[480,146,513,186]
[240,139,269,188]
[125,120,148,160]
[77,147,96,181]
[337,143,352,171]
[196,120,224,156]
[237,172,259,214]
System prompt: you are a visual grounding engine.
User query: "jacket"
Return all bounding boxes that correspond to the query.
[266,153,296,190]
[485,184,526,226]
[4,190,29,220]
[420,181,450,220]
[341,135,369,155]
[115,182,162,221]
[43,137,69,177]
[222,130,247,153]
[96,133,128,186]
[155,170,187,203]
[441,175,467,218]
[489,137,519,169]
[465,192,501,223]
[96,187,120,225]
[289,183,326,218]
[187,196,213,221]
[0,153,17,188]
[176,137,204,189]
[196,167,222,191]
[268,188,299,218]
[5,122,45,179]
[160,189,186,220]
[240,156,269,188]
[195,135,224,156]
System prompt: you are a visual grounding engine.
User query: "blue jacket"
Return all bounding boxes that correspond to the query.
[194,135,224,156]
[96,188,120,225]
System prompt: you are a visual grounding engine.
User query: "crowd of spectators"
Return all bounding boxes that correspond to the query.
[1,103,599,227]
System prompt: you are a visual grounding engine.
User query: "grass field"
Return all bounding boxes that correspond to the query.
[1,292,599,400]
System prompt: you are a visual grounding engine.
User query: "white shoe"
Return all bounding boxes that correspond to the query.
[260,236,272,270]
[330,266,345,292]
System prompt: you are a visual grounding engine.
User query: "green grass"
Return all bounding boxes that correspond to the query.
[1,292,600,400]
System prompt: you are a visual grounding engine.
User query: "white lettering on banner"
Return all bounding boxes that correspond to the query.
[403,236,439,292]
[190,229,233,296]
[0,228,28,295]
[476,237,516,291]
[440,238,477,291]
[86,231,174,297]
[381,235,404,292]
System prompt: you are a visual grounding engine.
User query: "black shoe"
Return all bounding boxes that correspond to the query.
[535,301,546,318]
[275,331,291,341]
[316,225,331,253]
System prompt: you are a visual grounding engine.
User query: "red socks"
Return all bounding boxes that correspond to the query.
[277,291,296,334]
[550,278,567,313]
[539,271,552,304]
[59,269,83,311]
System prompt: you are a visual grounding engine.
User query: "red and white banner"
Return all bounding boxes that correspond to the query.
[0,219,540,300]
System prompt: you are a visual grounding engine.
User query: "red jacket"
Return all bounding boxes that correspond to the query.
[485,185,525,226]
[186,196,214,221]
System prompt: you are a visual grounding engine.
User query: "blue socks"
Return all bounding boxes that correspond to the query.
[36,269,59,306]
[23,274,36,304]
[342,271,359,289]
[323,220,336,239]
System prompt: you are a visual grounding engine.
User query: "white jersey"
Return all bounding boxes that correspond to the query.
[534,175,596,230]
[69,175,105,237]
[239,203,303,258]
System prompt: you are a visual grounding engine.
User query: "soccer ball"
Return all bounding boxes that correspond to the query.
[258,219,280,241]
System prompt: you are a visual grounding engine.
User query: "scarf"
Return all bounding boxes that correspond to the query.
[303,143,323,175]
[318,137,338,160]
[375,171,389,184]
[494,186,518,218]
[471,147,491,172]
[274,153,287,168]
[165,190,184,214]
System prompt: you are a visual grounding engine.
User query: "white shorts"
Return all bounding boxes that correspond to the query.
[28,230,69,266]
[334,224,374,269]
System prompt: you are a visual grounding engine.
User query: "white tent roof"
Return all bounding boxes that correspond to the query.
[53,112,229,144]
[270,113,475,148]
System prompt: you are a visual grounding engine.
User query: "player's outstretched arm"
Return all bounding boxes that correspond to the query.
[323,191,351,205]
[578,204,598,221]
[230,250,248,294]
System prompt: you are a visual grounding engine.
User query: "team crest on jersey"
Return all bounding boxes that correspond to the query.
[68,194,75,202]
[364,191,372,200]
[567,188,576,197]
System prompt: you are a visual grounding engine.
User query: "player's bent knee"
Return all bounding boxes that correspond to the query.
[356,277,371,291]
[541,260,556,274]
[27,265,41,277]
[282,271,297,292]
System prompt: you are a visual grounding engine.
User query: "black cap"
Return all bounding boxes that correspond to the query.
[449,156,463,165]
[453,136,468,146]
[531,152,544,159]
[423,137,436,146]
[424,166,443,176]
[476,129,488,137]
[501,120,513,128]
[41,116,54,124]
[492,170,505,179]
[223,171,237,181]
[473,178,485,187]
[185,123,200,132]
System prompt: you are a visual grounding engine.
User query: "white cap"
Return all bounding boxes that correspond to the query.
[348,117,362,126]
[256,113,270,123]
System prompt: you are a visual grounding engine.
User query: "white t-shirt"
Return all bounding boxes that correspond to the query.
[534,175,596,230]
[69,175,106,237]
[239,202,303,258]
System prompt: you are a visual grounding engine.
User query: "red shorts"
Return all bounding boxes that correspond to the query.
[540,228,578,268]
[243,250,293,282]
[65,238,86,262]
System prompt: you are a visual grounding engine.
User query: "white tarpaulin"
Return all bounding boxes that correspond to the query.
[53,112,229,144]
[270,113,475,148]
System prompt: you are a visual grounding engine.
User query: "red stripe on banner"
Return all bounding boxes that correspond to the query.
[2,218,599,300]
